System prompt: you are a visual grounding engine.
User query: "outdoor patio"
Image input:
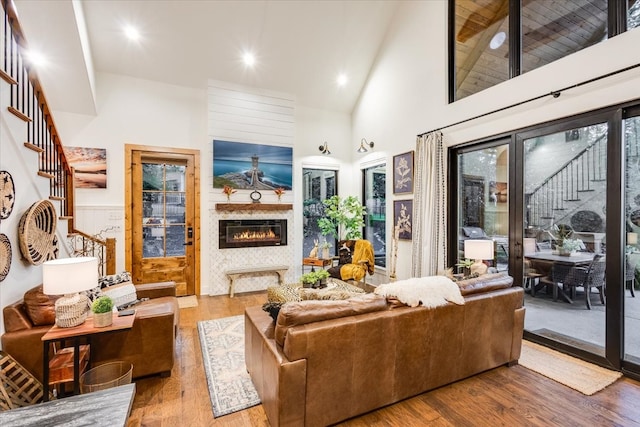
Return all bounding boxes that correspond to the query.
[524,286,640,362]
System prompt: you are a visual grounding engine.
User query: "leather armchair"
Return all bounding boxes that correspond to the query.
[1,282,179,383]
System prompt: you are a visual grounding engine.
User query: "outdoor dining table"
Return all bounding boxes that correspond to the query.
[525,251,596,302]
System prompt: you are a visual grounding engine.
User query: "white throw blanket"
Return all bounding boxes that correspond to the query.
[374,276,464,308]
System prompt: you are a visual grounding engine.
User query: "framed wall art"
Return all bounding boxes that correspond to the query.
[394,199,413,240]
[393,151,414,194]
[63,147,107,189]
[213,140,293,190]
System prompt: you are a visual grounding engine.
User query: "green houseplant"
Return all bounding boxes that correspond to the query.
[317,195,367,240]
[91,296,114,328]
[301,271,319,288]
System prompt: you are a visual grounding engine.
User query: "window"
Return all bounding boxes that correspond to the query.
[363,164,386,268]
[302,168,338,257]
[451,0,612,101]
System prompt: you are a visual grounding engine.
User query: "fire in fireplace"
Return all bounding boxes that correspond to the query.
[219,219,287,249]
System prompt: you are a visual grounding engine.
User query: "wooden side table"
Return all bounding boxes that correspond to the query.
[41,312,135,401]
[302,257,332,272]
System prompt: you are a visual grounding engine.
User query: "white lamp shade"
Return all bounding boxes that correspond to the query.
[464,239,494,260]
[523,238,537,255]
[43,257,99,295]
[628,232,638,245]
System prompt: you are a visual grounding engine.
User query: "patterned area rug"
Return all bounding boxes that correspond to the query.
[520,340,622,395]
[197,315,260,417]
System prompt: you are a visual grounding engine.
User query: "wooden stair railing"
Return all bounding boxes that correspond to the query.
[1,0,115,274]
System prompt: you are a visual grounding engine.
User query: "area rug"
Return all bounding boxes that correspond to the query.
[519,340,622,395]
[177,295,198,309]
[197,315,260,417]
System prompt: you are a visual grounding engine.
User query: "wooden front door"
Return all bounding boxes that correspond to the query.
[125,145,200,296]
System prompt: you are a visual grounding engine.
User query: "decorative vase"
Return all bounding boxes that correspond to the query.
[93,311,113,328]
[322,248,330,259]
[558,249,574,257]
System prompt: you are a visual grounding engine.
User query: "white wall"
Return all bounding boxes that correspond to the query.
[351,1,640,277]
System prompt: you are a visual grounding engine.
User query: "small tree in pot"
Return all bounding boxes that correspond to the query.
[91,296,114,327]
[317,195,366,241]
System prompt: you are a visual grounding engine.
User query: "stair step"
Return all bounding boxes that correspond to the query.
[24,142,45,153]
[577,189,594,192]
[0,69,17,85]
[7,106,31,122]
[38,171,55,180]
[59,216,73,220]
[591,179,606,182]
[540,216,555,219]
[564,199,581,202]
[49,196,65,201]
[552,208,567,211]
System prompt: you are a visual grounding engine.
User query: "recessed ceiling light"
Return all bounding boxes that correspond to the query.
[337,74,348,87]
[490,32,506,50]
[124,25,141,41]
[243,52,256,67]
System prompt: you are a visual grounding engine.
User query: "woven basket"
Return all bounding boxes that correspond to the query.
[0,351,52,410]
[0,233,11,282]
[18,200,58,265]
[54,294,90,328]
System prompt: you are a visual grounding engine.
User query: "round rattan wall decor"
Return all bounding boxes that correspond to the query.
[0,233,11,281]
[0,171,16,220]
[18,200,59,265]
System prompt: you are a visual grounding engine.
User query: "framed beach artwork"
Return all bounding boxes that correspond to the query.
[213,140,293,190]
[62,147,107,189]
[394,199,413,240]
[393,151,414,194]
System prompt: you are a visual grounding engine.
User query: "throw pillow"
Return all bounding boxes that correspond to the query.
[101,281,137,309]
[99,271,132,288]
[84,285,103,302]
[23,285,58,326]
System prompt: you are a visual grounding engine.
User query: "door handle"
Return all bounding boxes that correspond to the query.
[183,242,193,246]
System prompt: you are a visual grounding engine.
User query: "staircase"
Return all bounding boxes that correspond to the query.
[526,132,609,230]
[0,0,114,274]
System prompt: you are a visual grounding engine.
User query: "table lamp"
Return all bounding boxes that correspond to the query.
[43,257,98,328]
[464,240,494,276]
[523,238,538,255]
[628,232,638,245]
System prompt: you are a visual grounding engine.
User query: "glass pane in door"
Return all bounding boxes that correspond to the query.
[523,124,607,355]
[625,115,640,363]
[457,145,509,274]
[141,163,186,258]
[302,169,338,258]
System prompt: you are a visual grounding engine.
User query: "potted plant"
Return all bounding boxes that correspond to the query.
[301,271,318,288]
[317,195,366,240]
[456,258,475,277]
[91,296,114,327]
[320,240,332,259]
[558,238,585,256]
[315,269,330,288]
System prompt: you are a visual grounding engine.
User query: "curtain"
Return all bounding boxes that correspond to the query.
[412,131,447,277]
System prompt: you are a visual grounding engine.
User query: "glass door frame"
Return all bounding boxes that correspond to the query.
[448,105,639,375]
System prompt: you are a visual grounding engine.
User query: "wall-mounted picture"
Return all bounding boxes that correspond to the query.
[393,151,414,194]
[62,147,107,189]
[213,140,293,190]
[489,181,508,204]
[394,199,413,240]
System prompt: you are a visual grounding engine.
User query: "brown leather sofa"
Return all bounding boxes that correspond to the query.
[245,274,524,427]
[1,281,179,383]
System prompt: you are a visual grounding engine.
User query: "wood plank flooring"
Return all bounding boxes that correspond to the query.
[127,292,640,426]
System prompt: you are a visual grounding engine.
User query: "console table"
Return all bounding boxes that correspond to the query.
[42,313,135,401]
[0,383,135,426]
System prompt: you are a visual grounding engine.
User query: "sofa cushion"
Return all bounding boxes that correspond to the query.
[23,285,58,326]
[275,293,387,346]
[456,272,513,296]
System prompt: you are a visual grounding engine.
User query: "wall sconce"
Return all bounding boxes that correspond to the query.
[357,138,374,153]
[318,141,331,155]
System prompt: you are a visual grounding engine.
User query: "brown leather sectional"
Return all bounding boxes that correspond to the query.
[1,281,179,383]
[245,274,524,427]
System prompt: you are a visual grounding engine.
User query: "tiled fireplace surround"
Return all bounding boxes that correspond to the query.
[209,207,295,295]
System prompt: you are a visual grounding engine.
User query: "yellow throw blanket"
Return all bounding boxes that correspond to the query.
[340,240,375,281]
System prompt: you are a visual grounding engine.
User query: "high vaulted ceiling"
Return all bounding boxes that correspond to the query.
[13,0,400,116]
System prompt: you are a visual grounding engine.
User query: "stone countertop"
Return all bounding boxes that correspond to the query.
[0,383,135,426]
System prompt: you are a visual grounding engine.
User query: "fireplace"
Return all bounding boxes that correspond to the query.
[219,219,287,249]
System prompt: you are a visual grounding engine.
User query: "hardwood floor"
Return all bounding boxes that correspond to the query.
[128,292,640,426]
